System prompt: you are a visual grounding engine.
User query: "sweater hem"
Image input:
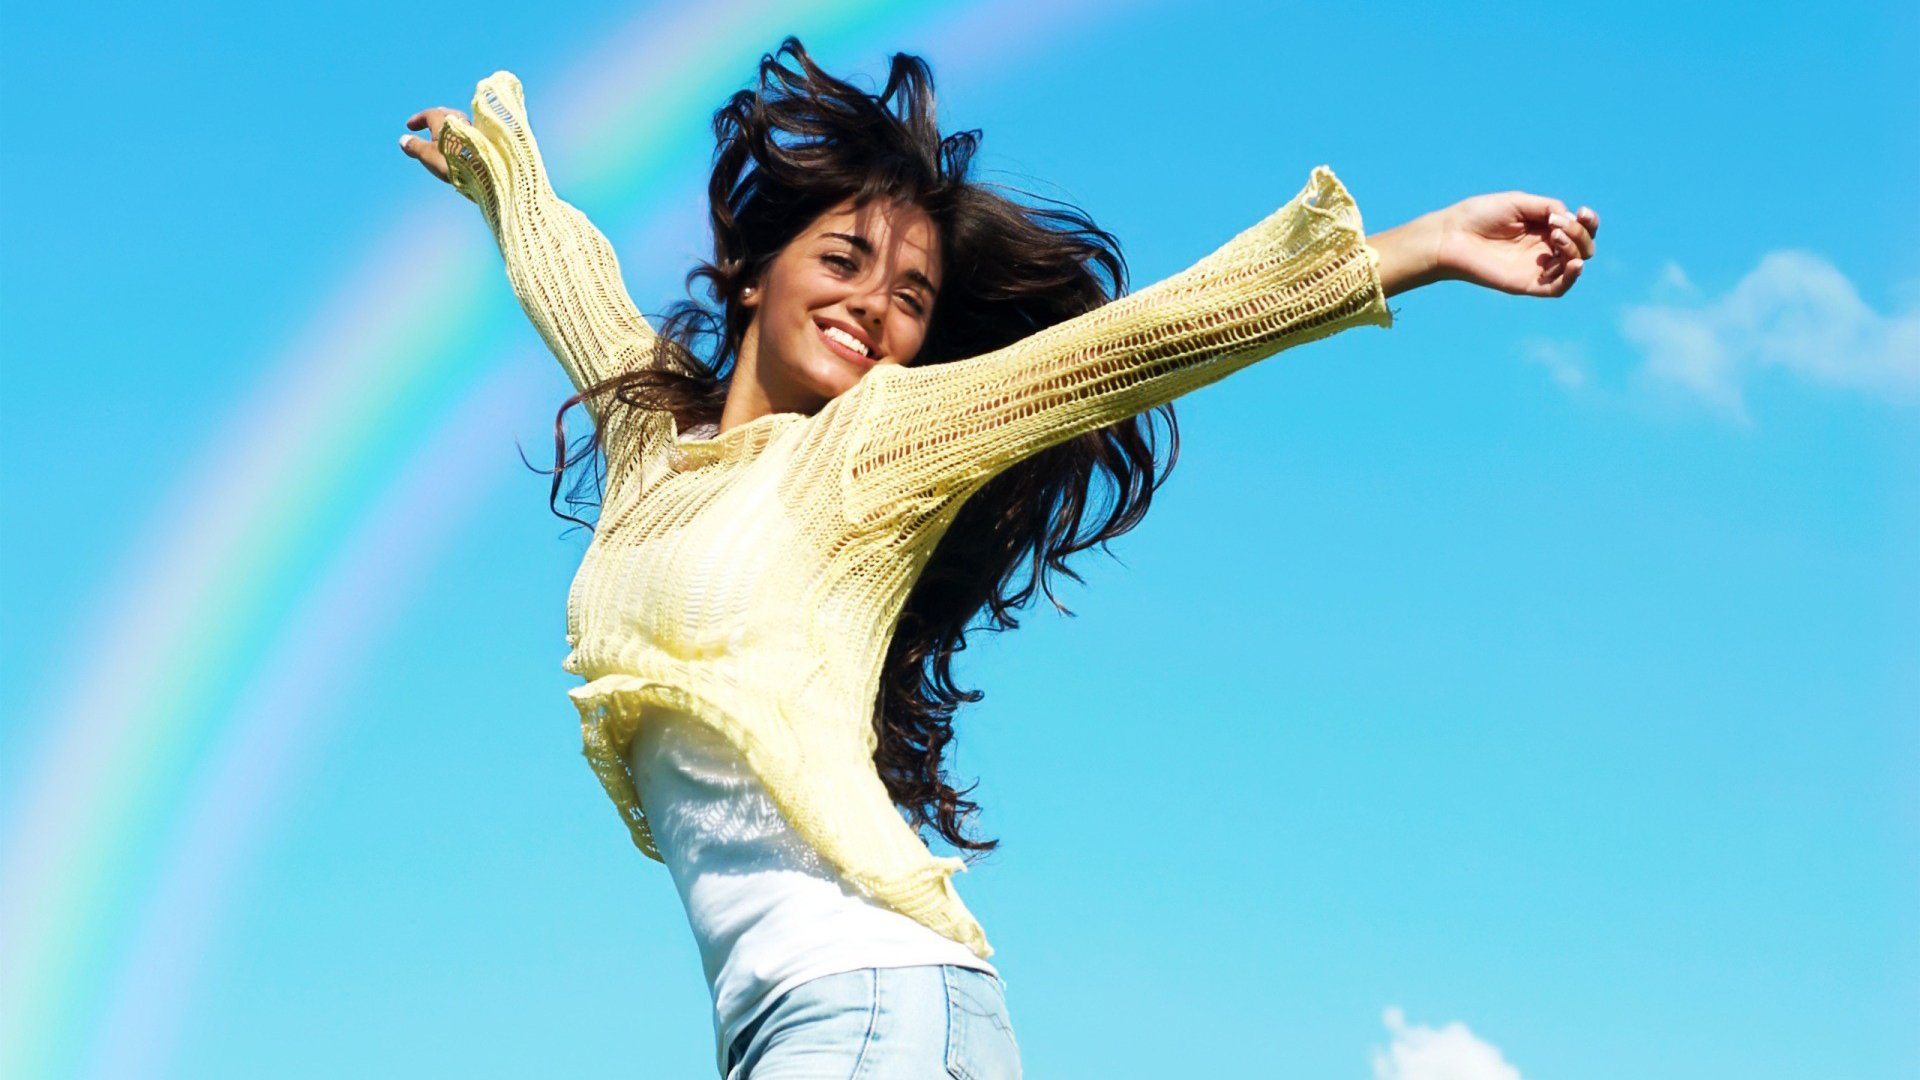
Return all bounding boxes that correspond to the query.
[568,671,995,961]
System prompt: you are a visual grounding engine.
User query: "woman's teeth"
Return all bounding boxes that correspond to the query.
[819,324,871,358]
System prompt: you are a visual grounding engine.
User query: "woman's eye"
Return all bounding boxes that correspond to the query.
[900,294,926,315]
[823,253,857,272]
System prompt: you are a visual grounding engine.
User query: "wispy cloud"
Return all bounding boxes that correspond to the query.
[1519,338,1591,390]
[1372,1006,1523,1080]
[1618,251,1920,425]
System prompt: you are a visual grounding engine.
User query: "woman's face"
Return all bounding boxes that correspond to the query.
[740,196,942,412]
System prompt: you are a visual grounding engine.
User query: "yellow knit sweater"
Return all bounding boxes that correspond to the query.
[437,70,1393,960]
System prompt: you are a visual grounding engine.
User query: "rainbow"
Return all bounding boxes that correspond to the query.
[0,0,1125,1074]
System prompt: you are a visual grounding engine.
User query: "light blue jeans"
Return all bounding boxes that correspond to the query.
[722,964,1023,1079]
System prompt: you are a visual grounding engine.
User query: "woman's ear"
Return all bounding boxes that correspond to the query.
[740,281,760,309]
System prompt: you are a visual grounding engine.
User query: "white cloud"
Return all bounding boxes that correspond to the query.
[1371,1005,1523,1080]
[1619,250,1920,424]
[1519,338,1591,389]
[1655,260,1698,297]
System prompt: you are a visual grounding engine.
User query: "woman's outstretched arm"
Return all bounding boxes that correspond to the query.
[835,166,1391,525]
[401,71,697,434]
[834,168,1600,527]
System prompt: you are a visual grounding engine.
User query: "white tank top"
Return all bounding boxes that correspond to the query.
[627,704,1000,1075]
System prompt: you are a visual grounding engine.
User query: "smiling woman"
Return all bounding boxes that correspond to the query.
[730,195,943,415]
[398,30,1595,1080]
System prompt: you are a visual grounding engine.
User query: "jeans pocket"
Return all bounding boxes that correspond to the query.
[729,969,878,1079]
[943,968,1022,1080]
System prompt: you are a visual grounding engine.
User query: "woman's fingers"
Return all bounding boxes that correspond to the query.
[1558,257,1585,295]
[399,114,452,182]
[1537,251,1582,295]
[398,107,472,182]
[1545,224,1575,266]
[1545,204,1597,296]
[1547,210,1595,259]
[402,107,467,140]
[1538,244,1569,286]
[398,135,448,181]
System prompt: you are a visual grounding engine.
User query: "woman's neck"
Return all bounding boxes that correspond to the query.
[720,325,818,433]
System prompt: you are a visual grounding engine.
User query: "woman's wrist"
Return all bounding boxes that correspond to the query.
[1367,209,1455,298]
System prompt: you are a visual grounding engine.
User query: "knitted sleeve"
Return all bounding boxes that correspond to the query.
[435,70,697,435]
[838,166,1394,525]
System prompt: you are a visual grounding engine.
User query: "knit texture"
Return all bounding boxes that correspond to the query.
[438,70,1393,960]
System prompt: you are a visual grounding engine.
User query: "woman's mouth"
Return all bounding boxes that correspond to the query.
[817,322,876,366]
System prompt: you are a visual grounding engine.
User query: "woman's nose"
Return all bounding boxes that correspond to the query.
[847,292,889,329]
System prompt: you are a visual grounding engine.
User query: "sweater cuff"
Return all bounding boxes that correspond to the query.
[436,71,551,213]
[435,114,493,208]
[1300,164,1393,332]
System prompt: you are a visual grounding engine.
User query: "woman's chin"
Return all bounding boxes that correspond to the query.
[805,359,867,400]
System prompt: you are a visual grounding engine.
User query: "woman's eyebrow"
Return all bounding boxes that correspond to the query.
[823,231,872,253]
[823,231,940,297]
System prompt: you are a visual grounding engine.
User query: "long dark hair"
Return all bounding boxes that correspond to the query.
[541,37,1180,862]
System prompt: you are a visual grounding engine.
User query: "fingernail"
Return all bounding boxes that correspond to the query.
[1549,212,1570,227]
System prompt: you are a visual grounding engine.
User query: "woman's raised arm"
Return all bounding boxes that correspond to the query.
[404,71,697,434]
[835,166,1393,527]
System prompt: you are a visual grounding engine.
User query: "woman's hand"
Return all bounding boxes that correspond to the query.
[1370,194,1599,299]
[1438,193,1599,296]
[398,106,470,183]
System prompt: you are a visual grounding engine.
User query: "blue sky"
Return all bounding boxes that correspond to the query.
[2,1,1915,1077]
